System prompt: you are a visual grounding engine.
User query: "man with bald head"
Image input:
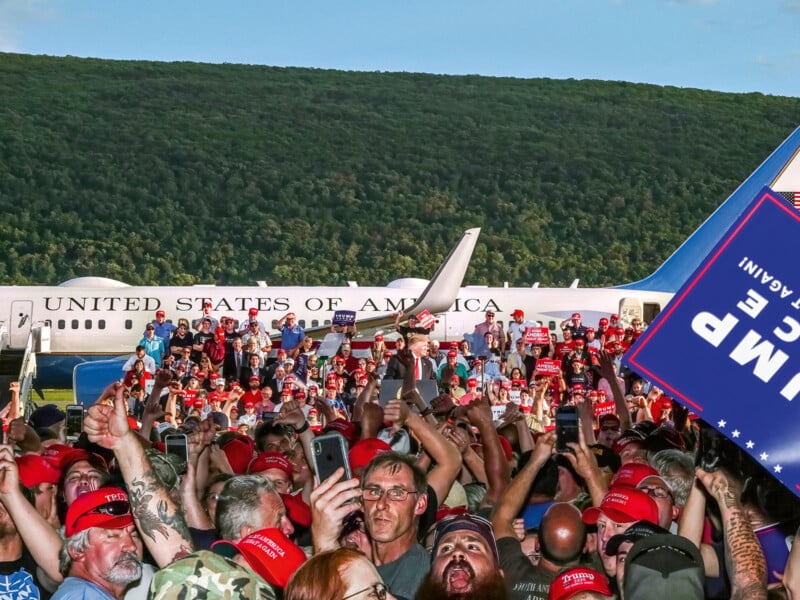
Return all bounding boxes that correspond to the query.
[537,503,586,570]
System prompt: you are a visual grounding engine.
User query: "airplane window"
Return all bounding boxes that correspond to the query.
[85,320,92,330]
[549,321,556,330]
[58,320,65,330]
[271,320,279,329]
[99,320,106,330]
[299,320,306,328]
[125,319,133,330]
[312,320,319,327]
[71,320,79,330]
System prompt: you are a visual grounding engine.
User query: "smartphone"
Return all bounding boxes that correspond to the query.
[555,405,579,453]
[164,433,189,465]
[65,405,84,441]
[261,411,279,422]
[312,432,352,482]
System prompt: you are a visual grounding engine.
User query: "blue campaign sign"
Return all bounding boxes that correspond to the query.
[624,187,800,497]
[332,310,356,327]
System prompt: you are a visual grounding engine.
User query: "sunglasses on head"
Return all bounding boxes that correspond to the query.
[90,500,131,517]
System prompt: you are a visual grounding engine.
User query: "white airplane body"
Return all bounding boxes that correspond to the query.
[4,124,800,389]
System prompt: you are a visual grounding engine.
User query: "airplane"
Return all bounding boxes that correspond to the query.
[4,125,800,391]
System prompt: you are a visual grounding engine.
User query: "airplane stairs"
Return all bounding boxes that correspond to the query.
[0,348,24,409]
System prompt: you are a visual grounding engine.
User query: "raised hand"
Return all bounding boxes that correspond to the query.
[84,381,130,449]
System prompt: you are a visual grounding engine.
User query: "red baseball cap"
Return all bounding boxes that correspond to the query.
[16,454,61,488]
[348,438,392,473]
[156,310,165,317]
[65,487,133,537]
[447,349,457,358]
[249,308,258,315]
[221,438,255,475]
[612,462,660,488]
[248,452,293,480]
[511,309,525,317]
[374,334,384,342]
[599,318,609,326]
[324,420,358,445]
[280,493,312,528]
[548,567,611,600]
[212,528,306,589]
[582,487,659,526]
[571,313,581,319]
[467,377,478,388]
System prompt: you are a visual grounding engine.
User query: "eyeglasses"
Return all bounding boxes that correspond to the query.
[343,583,387,600]
[639,485,673,501]
[362,486,418,502]
[90,500,131,517]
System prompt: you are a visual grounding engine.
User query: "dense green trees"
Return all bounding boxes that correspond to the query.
[1,53,799,287]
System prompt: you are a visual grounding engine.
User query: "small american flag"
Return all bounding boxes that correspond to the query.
[778,191,800,210]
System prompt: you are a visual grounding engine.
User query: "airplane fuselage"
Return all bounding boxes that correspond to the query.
[1,280,673,388]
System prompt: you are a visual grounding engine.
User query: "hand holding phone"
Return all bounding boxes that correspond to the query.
[312,433,352,483]
[555,406,579,453]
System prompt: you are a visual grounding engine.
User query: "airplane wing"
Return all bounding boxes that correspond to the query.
[274,227,481,341]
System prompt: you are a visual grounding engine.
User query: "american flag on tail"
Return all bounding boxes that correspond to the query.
[778,191,800,210]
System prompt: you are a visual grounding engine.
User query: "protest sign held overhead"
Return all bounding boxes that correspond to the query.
[624,187,800,497]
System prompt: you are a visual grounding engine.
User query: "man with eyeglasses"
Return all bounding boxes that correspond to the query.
[54,487,143,600]
[636,475,677,530]
[359,452,431,600]
[417,514,509,599]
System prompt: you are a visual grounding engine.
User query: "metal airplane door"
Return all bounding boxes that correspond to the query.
[9,301,33,347]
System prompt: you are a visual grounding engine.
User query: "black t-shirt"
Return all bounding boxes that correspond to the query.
[497,536,553,600]
[0,547,51,599]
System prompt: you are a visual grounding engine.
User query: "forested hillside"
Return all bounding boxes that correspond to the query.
[2,53,799,287]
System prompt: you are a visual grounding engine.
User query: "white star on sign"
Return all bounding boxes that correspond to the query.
[731,430,740,438]
[717,419,726,428]
[760,452,769,461]
[746,441,755,449]
[775,465,783,474]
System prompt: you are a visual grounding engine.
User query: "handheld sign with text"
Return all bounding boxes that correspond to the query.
[416,310,436,329]
[524,327,551,345]
[332,310,356,327]
[534,358,562,376]
[623,187,800,498]
[594,401,616,418]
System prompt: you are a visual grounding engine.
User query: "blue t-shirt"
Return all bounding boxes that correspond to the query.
[52,577,115,600]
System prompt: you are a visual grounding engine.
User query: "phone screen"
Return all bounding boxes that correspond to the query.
[312,433,352,482]
[164,434,189,465]
[65,406,84,440]
[261,411,279,422]
[555,406,579,452]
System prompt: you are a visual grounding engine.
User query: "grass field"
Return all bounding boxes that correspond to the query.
[37,389,74,409]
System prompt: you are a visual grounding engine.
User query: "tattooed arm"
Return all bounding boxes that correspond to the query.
[84,379,194,567]
[695,467,767,600]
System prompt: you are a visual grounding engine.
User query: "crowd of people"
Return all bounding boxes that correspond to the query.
[2,305,800,599]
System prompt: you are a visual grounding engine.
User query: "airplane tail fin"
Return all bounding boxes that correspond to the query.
[401,227,481,315]
[618,126,800,293]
